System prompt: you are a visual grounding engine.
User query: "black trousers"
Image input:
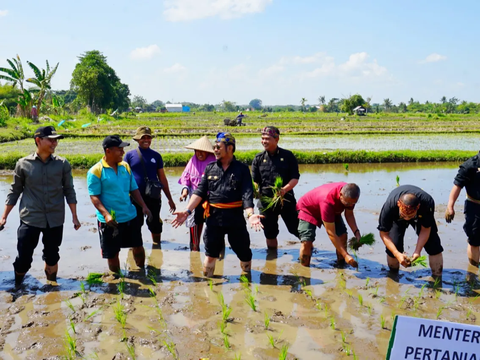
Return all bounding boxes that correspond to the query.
[134,193,163,234]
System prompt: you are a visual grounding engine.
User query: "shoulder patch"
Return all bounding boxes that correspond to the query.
[90,162,103,179]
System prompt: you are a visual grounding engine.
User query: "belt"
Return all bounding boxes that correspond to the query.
[466,194,480,205]
[202,201,243,218]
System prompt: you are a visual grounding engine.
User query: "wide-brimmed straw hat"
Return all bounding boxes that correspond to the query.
[184,135,214,153]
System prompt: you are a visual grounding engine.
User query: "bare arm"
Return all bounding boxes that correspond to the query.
[380,230,408,267]
[158,168,176,212]
[280,179,299,196]
[67,203,81,230]
[323,221,349,258]
[445,185,462,222]
[90,195,116,227]
[172,194,203,227]
[0,204,14,227]
[413,226,431,258]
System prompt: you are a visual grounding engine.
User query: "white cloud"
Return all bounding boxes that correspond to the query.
[163,0,272,22]
[163,63,187,73]
[419,53,447,64]
[130,45,160,60]
[0,10,8,17]
[258,64,284,77]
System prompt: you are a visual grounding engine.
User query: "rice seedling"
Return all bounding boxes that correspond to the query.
[208,278,213,291]
[436,306,444,319]
[367,304,373,315]
[113,299,127,329]
[254,284,259,294]
[329,317,336,330]
[267,333,275,348]
[352,350,358,360]
[148,286,156,297]
[365,277,370,288]
[433,277,441,289]
[86,272,103,287]
[343,344,351,355]
[69,319,76,334]
[125,342,136,360]
[162,339,178,359]
[372,286,379,296]
[223,333,231,350]
[261,177,285,211]
[80,281,87,296]
[340,331,347,344]
[396,175,400,187]
[63,328,78,359]
[343,163,349,172]
[84,307,103,322]
[466,308,472,319]
[222,305,232,322]
[380,315,386,329]
[303,287,313,298]
[279,344,289,360]
[391,312,396,324]
[64,299,75,313]
[348,233,375,251]
[117,279,126,295]
[411,255,427,267]
[264,312,270,330]
[147,269,157,285]
[245,293,257,312]
[435,289,442,299]
[379,296,386,303]
[358,294,363,307]
[219,320,227,335]
[234,353,242,360]
[218,292,226,308]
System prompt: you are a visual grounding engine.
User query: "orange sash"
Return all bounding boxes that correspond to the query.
[202,200,243,218]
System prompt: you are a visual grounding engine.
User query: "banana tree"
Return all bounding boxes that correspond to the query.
[16,89,34,117]
[26,60,59,112]
[0,55,25,93]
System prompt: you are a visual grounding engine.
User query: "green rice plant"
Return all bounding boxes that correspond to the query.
[303,287,313,298]
[352,350,358,360]
[367,304,373,315]
[147,269,157,285]
[419,283,427,297]
[162,339,178,359]
[219,320,227,335]
[372,286,379,296]
[69,319,76,334]
[234,353,241,360]
[396,175,400,187]
[379,296,386,303]
[117,279,126,295]
[80,281,87,296]
[84,307,103,322]
[245,293,257,312]
[358,294,363,307]
[348,233,375,251]
[218,292,226,308]
[436,306,444,319]
[86,272,103,287]
[411,255,427,267]
[222,305,232,322]
[148,287,156,297]
[340,331,347,344]
[343,163,349,172]
[466,308,472,319]
[435,289,442,299]
[63,328,78,359]
[264,312,270,330]
[279,344,289,360]
[208,278,213,291]
[433,277,441,289]
[267,333,275,348]
[391,312,396,324]
[64,299,75,313]
[380,315,386,329]
[223,333,231,350]
[254,284,259,294]
[329,317,335,330]
[125,342,136,360]
[113,299,127,329]
[261,177,285,211]
[365,277,370,288]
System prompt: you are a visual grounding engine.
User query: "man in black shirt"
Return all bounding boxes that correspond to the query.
[446,153,480,268]
[251,126,300,249]
[172,132,263,277]
[378,185,443,278]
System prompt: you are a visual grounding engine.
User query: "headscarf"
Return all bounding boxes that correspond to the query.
[178,152,216,191]
[261,126,280,138]
[216,132,235,146]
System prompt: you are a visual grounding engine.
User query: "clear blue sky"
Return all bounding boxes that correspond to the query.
[0,0,478,105]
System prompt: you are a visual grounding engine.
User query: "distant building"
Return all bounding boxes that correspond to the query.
[165,104,190,113]
[353,106,367,116]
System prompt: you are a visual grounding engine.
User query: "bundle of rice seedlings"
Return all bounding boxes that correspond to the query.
[261,177,285,211]
[348,233,375,251]
[410,255,427,267]
[252,179,260,199]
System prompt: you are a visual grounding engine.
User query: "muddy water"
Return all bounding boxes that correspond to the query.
[0,163,479,359]
[1,133,480,156]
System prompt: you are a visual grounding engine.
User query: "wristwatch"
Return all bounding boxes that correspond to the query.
[186,209,192,215]
[247,212,254,218]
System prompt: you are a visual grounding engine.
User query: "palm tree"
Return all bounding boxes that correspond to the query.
[300,97,307,111]
[26,60,59,110]
[318,95,325,105]
[383,98,393,112]
[440,96,447,104]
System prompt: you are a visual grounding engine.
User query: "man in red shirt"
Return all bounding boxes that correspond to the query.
[296,182,361,267]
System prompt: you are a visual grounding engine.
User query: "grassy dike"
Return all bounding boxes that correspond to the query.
[0,149,474,170]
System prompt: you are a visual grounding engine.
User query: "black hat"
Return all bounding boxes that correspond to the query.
[34,126,64,139]
[102,135,130,149]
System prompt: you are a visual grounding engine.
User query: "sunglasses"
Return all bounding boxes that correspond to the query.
[213,144,222,150]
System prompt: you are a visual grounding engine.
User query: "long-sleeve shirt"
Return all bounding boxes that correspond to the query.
[194,157,254,226]
[5,153,77,228]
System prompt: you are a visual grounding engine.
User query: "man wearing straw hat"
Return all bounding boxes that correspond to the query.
[252,126,300,250]
[125,126,176,246]
[178,136,216,251]
[172,132,263,277]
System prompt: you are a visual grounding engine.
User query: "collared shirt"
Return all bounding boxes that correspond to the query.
[124,147,164,194]
[297,182,353,227]
[87,158,138,223]
[453,152,480,201]
[251,146,300,199]
[194,157,254,226]
[5,153,77,228]
[377,185,435,232]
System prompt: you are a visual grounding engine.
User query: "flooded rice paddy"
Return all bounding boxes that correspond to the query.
[0,163,479,359]
[1,133,480,156]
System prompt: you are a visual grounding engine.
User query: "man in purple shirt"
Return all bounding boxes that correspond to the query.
[125,126,176,246]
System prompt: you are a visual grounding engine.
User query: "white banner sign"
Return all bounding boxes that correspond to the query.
[386,315,480,360]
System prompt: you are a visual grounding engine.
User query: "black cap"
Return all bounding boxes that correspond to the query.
[102,135,130,149]
[34,126,64,139]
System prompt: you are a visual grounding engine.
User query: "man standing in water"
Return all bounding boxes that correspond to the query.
[445,154,480,269]
[1,126,80,286]
[251,126,300,250]
[125,126,176,246]
[378,185,443,278]
[87,135,152,273]
[172,132,263,277]
[296,182,361,267]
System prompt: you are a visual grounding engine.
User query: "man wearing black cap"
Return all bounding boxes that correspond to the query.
[87,135,152,273]
[251,126,300,250]
[1,126,80,286]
